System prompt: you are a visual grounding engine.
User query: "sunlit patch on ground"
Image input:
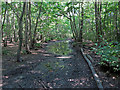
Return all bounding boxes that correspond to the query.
[0,83,3,87]
[2,40,100,88]
[36,49,45,53]
[32,52,38,55]
[68,77,90,87]
[47,41,72,56]
[47,83,53,88]
[53,78,61,81]
[3,76,9,79]
[43,54,51,56]
[56,56,71,59]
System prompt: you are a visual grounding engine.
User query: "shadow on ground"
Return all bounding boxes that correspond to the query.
[2,40,97,88]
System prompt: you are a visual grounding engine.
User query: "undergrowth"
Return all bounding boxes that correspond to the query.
[92,40,120,72]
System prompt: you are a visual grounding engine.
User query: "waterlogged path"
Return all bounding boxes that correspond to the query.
[3,40,97,88]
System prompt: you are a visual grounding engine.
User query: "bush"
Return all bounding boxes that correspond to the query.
[93,41,120,72]
[2,49,10,55]
[35,43,42,48]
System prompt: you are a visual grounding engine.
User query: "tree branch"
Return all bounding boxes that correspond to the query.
[8,3,19,19]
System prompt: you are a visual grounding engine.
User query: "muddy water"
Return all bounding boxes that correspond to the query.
[47,40,72,56]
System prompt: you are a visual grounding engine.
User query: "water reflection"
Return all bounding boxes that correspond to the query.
[47,41,72,56]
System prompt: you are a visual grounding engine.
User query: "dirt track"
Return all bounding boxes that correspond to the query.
[2,41,97,88]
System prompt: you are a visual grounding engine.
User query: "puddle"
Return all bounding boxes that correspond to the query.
[47,41,72,56]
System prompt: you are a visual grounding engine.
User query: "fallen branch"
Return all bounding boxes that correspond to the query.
[86,54,94,63]
[80,48,104,90]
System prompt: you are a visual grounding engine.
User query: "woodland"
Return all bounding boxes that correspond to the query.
[1,1,120,89]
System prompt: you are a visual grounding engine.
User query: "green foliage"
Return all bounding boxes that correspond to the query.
[95,41,120,72]
[35,43,42,48]
[44,61,65,72]
[2,49,16,56]
[2,1,120,73]
[83,30,96,42]
[2,49,10,55]
[48,41,72,56]
[21,50,27,55]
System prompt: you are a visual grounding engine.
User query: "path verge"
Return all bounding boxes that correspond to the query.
[80,48,104,90]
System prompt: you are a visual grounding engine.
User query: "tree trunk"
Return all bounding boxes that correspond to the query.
[78,2,81,42]
[25,2,30,54]
[32,2,42,48]
[9,6,12,43]
[103,3,108,35]
[118,1,120,30]
[110,12,112,40]
[1,2,7,41]
[4,5,10,47]
[79,2,84,43]
[115,4,118,41]
[13,13,17,42]
[78,2,81,31]
[70,19,76,40]
[70,2,79,42]
[97,1,102,42]
[95,1,99,44]
[72,9,78,39]
[17,2,26,62]
[99,2,102,36]
[117,1,120,42]
[28,2,32,49]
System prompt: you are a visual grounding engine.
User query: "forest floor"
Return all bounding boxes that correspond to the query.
[2,40,120,88]
[82,40,120,88]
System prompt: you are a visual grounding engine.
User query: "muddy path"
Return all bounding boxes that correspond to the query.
[2,40,97,88]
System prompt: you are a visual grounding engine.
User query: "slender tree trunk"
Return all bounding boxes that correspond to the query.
[70,19,76,40]
[97,1,102,42]
[79,2,84,43]
[110,12,112,40]
[13,13,17,42]
[3,3,9,47]
[68,8,76,40]
[28,2,32,49]
[115,4,118,41]
[118,1,120,30]
[71,2,78,41]
[17,2,26,62]
[103,3,108,35]
[78,2,81,42]
[4,6,10,47]
[95,1,99,44]
[25,2,30,53]
[72,7,77,39]
[91,16,94,32]
[3,2,8,47]
[32,2,42,48]
[9,11,12,43]
[99,2,102,36]
[1,2,7,41]
[78,2,81,31]
[117,1,120,42]
[66,5,76,40]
